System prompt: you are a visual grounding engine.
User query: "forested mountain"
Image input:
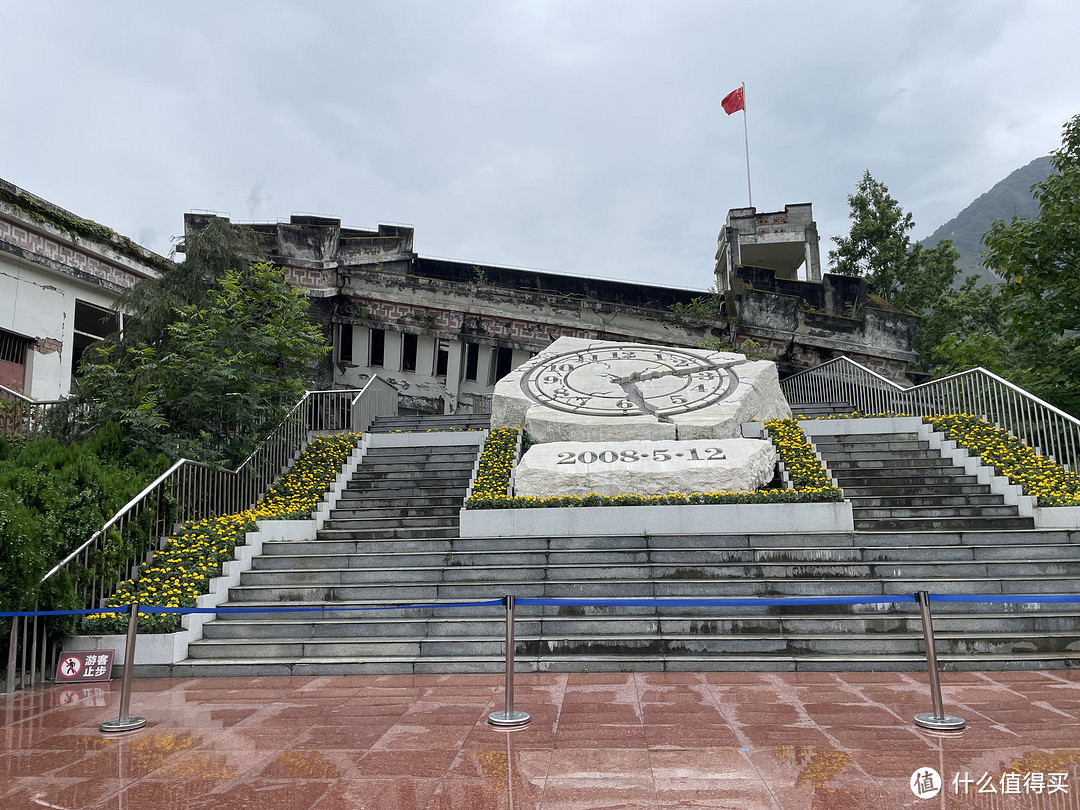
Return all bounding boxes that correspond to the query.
[920,155,1054,285]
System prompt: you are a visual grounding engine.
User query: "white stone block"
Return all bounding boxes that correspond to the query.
[513,439,777,498]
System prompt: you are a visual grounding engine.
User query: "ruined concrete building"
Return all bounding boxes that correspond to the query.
[0,175,919,412]
[0,178,168,399]
[189,202,918,414]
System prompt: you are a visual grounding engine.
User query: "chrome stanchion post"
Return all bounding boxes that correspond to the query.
[4,617,18,693]
[913,591,965,731]
[101,603,147,733]
[488,595,530,728]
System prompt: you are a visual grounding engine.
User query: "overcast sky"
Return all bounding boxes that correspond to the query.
[3,1,1078,291]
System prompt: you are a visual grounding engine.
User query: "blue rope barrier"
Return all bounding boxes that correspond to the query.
[516,595,919,608]
[136,600,504,615]
[0,607,130,618]
[4,593,1079,619]
[928,593,1080,604]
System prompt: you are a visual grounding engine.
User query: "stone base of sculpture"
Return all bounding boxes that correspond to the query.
[513,439,778,498]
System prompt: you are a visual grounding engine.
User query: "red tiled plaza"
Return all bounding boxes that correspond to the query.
[3,670,1079,809]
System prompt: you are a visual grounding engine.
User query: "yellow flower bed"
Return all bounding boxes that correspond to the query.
[795,410,1080,506]
[927,414,1080,507]
[86,433,362,633]
[464,421,841,509]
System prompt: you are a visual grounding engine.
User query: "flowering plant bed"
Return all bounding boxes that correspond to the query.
[86,433,362,633]
[926,414,1080,507]
[800,411,1080,508]
[464,420,841,510]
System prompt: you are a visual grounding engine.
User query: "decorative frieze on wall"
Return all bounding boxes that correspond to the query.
[0,214,150,293]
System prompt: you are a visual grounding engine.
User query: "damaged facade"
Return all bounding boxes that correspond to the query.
[0,177,919,411]
[190,202,918,414]
[0,178,167,399]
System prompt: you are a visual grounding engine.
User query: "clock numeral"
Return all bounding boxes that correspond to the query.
[670,395,686,405]
[542,374,559,383]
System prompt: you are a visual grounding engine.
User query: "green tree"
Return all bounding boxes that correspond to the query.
[981,114,1080,415]
[114,217,263,350]
[983,113,1080,415]
[830,170,960,313]
[915,277,1011,376]
[78,262,328,464]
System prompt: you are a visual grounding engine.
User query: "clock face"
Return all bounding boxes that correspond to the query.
[520,345,740,417]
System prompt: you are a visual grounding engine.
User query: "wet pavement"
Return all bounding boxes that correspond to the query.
[2,670,1079,809]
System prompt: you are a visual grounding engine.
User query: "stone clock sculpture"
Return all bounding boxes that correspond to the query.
[519,345,740,419]
[492,336,791,443]
[490,337,791,498]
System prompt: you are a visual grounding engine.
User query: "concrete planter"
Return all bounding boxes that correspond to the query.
[63,518,320,666]
[63,442,374,667]
[459,500,853,538]
[1032,506,1080,529]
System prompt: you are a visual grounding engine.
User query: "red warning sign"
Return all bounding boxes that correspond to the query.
[56,650,114,683]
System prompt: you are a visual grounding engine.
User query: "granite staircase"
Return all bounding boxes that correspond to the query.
[810,430,1035,532]
[173,413,1079,676]
[178,527,1080,675]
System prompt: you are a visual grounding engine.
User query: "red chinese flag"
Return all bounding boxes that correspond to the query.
[722,86,745,115]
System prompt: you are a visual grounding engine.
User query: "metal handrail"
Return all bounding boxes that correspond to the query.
[0,383,66,438]
[781,356,1080,471]
[36,383,399,609]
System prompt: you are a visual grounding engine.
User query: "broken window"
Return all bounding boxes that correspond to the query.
[369,327,385,367]
[463,342,479,382]
[401,333,418,372]
[72,300,119,379]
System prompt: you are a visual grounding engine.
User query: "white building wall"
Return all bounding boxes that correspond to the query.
[0,253,118,399]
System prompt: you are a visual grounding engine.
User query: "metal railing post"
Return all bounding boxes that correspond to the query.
[4,618,17,693]
[101,603,147,733]
[913,591,965,731]
[488,595,530,728]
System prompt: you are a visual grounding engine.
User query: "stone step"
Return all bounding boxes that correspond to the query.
[263,539,457,556]
[252,542,1080,569]
[350,469,474,482]
[810,431,920,443]
[370,420,490,433]
[833,473,982,487]
[315,527,459,541]
[818,448,937,461]
[337,485,469,498]
[846,495,1005,508]
[841,485,996,497]
[825,459,965,473]
[207,596,1079,621]
[169,649,1080,677]
[331,495,465,510]
[198,609,1080,639]
[855,516,1036,532]
[813,439,929,452]
[852,505,1021,519]
[238,558,1080,586]
[363,447,479,459]
[184,630,1080,661]
[322,517,458,533]
[327,506,462,520]
[225,574,1080,603]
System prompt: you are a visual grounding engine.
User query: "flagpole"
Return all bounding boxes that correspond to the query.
[741,83,752,208]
